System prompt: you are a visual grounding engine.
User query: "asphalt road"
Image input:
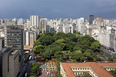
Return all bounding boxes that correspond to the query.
[24,51,36,77]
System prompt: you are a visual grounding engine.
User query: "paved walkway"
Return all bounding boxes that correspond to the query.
[39,61,57,77]
[39,72,47,77]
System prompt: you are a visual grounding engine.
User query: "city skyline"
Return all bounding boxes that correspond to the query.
[0,0,116,19]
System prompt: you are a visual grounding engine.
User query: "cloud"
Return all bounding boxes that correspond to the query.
[93,0,116,7]
[0,0,116,19]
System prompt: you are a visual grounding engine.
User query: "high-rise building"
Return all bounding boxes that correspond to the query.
[23,30,36,50]
[77,18,85,32]
[30,15,40,35]
[0,48,19,77]
[40,18,47,33]
[4,25,24,75]
[88,15,94,24]
[30,15,40,28]
[110,29,115,50]
[0,38,4,51]
[4,25,24,55]
[46,25,50,32]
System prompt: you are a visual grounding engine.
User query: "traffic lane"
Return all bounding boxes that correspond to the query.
[26,63,32,77]
[25,59,36,77]
[30,51,35,58]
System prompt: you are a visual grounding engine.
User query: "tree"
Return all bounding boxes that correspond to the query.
[66,33,76,40]
[65,41,75,51]
[108,57,116,62]
[83,52,93,61]
[110,69,116,77]
[34,40,41,46]
[56,60,62,77]
[42,50,52,59]
[31,63,40,73]
[54,51,63,58]
[96,56,101,61]
[91,41,101,50]
[30,75,37,77]
[71,59,77,62]
[42,44,63,59]
[79,35,95,46]
[53,32,66,41]
[33,32,101,62]
[55,39,65,44]
[29,73,37,77]
[73,46,82,51]
[82,72,92,77]
[44,32,55,36]
[39,35,55,46]
[73,31,80,37]
[83,52,92,57]
[37,33,45,39]
[62,51,71,60]
[39,33,45,37]
[33,45,44,54]
[55,39,66,48]
[80,56,85,61]
[71,52,83,61]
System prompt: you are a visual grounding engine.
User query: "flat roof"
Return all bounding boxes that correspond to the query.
[11,50,18,55]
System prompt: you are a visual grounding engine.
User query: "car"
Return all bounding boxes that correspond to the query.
[25,73,27,77]
[29,56,32,60]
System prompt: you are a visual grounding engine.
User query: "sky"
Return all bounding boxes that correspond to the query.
[0,0,116,19]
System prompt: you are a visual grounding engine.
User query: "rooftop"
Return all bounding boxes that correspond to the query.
[61,62,116,77]
[11,50,18,55]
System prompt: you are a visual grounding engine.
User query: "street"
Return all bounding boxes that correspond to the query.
[24,51,36,77]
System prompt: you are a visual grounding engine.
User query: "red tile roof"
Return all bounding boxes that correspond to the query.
[61,62,116,77]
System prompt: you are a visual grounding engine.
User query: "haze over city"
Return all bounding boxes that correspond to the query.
[0,0,116,19]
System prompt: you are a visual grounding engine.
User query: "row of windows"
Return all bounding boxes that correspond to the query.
[105,68,116,71]
[72,68,90,71]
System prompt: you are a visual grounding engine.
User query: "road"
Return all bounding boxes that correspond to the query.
[24,51,36,77]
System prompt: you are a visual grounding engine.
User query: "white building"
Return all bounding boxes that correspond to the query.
[63,24,73,33]
[30,15,40,29]
[40,18,47,33]
[17,18,24,25]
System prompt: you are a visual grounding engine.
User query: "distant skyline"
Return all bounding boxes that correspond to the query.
[0,0,116,19]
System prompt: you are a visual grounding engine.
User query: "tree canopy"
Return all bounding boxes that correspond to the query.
[31,63,40,73]
[34,32,101,62]
[110,69,116,77]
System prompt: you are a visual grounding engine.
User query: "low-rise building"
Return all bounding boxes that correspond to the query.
[60,62,116,77]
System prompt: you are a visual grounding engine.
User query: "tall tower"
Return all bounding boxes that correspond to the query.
[88,15,94,24]
[4,25,24,55]
[30,15,40,34]
[30,15,40,28]
[40,18,47,33]
[4,25,24,74]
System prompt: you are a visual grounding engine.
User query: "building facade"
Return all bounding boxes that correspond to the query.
[60,62,116,77]
[0,38,4,51]
[88,15,94,25]
[30,15,40,29]
[0,48,19,77]
[4,25,24,75]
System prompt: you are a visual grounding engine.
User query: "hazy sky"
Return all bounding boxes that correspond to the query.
[0,0,116,19]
